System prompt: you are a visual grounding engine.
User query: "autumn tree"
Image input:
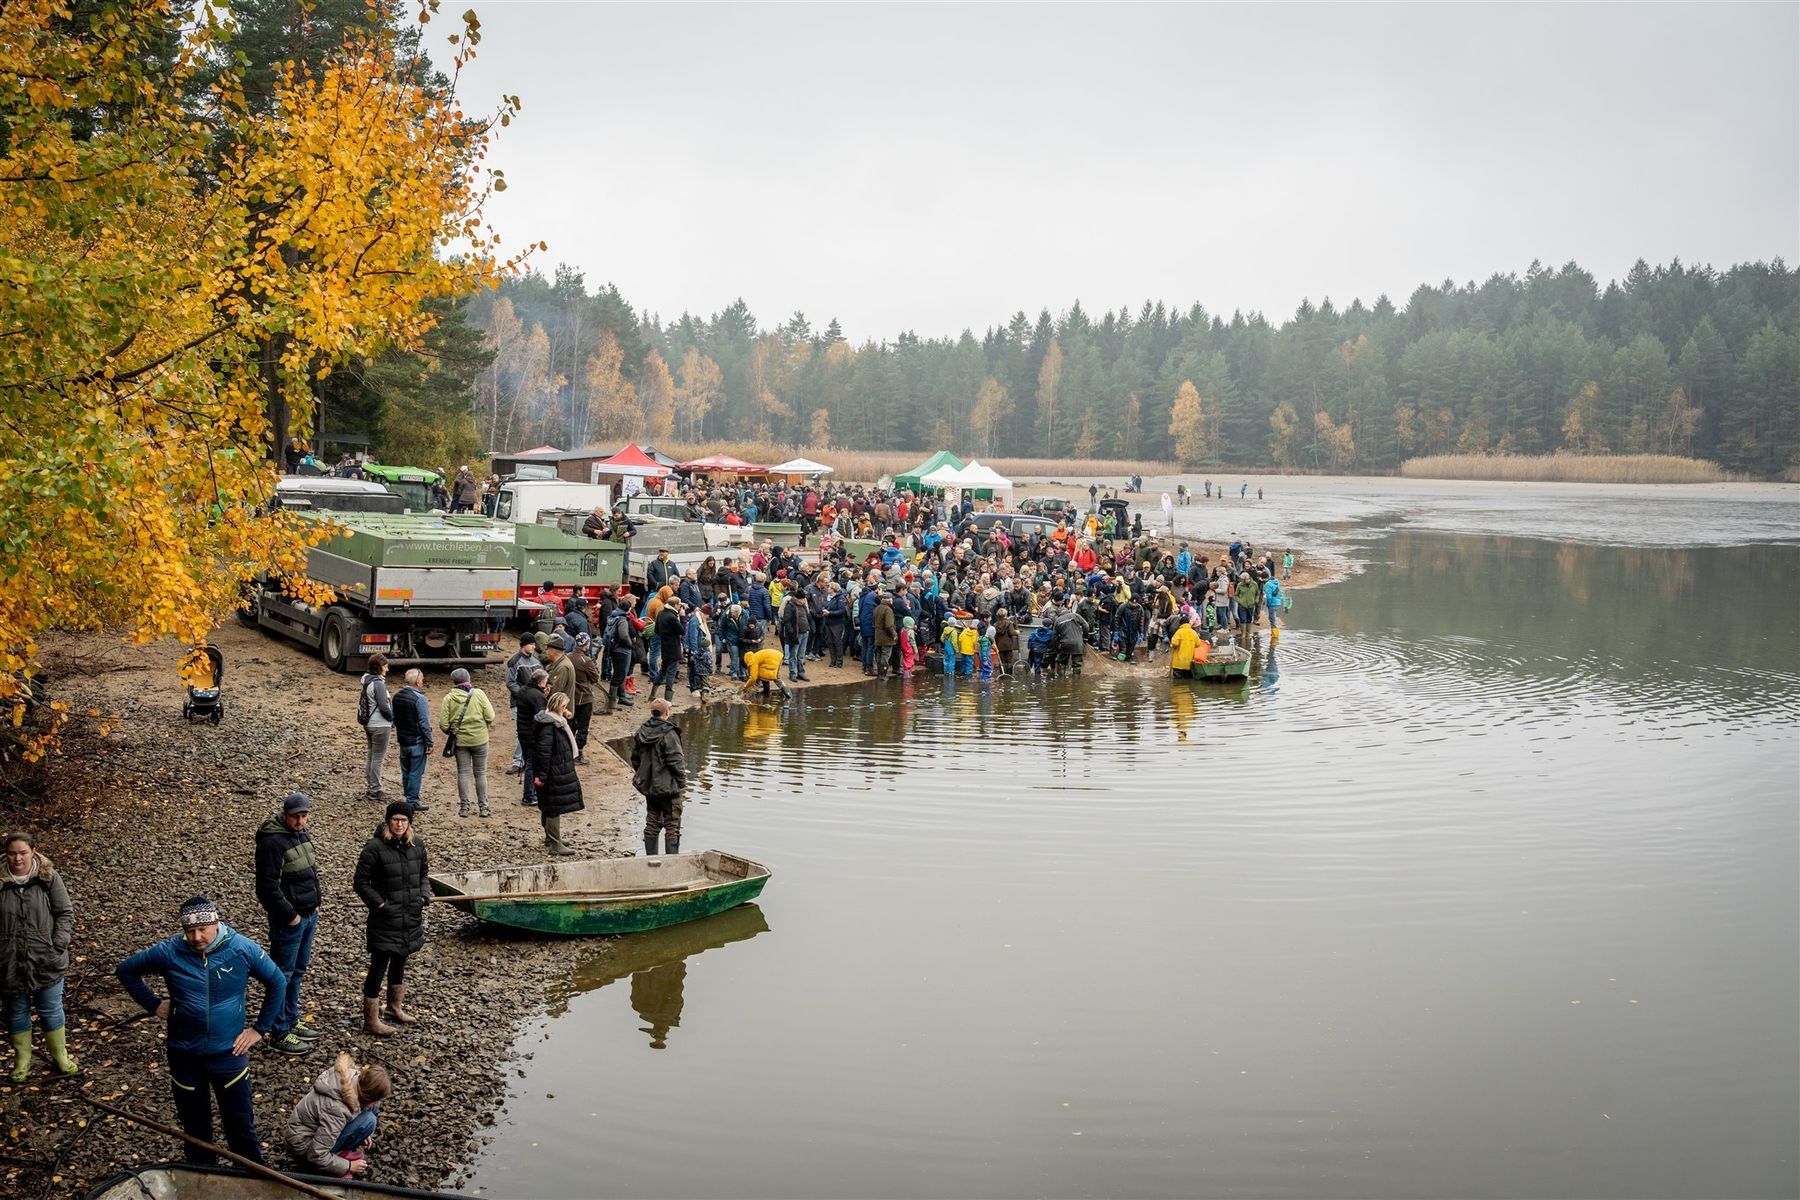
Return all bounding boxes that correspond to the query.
[810,408,833,448]
[1037,337,1063,455]
[1267,403,1301,467]
[638,349,676,442]
[675,347,723,441]
[583,332,637,443]
[0,1,528,749]
[1168,381,1208,466]
[971,377,1013,456]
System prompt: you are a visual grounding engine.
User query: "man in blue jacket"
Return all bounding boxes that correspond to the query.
[857,584,880,675]
[747,573,774,624]
[392,667,433,813]
[116,896,287,1165]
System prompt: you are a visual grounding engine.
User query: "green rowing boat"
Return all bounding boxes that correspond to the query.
[429,850,771,936]
[1193,653,1251,682]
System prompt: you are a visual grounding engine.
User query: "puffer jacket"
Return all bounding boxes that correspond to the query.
[532,711,585,818]
[254,817,320,924]
[286,1053,365,1175]
[0,851,72,993]
[115,924,286,1053]
[630,716,687,800]
[353,827,430,956]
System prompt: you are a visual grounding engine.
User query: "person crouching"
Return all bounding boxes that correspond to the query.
[287,1053,391,1179]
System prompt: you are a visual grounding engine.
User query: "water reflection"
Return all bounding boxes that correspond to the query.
[545,905,770,1049]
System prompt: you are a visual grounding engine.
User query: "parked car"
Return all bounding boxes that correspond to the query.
[1018,496,1078,518]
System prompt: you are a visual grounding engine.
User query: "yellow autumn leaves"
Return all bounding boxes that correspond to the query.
[0,1,530,754]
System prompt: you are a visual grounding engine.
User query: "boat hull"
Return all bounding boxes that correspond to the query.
[430,850,771,936]
[1193,657,1251,682]
[86,1163,456,1199]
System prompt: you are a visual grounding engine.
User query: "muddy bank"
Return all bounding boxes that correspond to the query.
[0,622,874,1198]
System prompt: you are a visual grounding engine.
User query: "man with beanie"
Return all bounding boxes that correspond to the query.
[502,634,538,774]
[116,897,287,1166]
[630,699,688,856]
[543,634,577,712]
[254,794,321,1056]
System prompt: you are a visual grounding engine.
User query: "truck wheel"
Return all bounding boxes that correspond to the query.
[321,610,356,673]
[236,586,262,629]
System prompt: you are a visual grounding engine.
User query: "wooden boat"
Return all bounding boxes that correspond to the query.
[86,1162,458,1199]
[429,850,771,936]
[1193,651,1251,682]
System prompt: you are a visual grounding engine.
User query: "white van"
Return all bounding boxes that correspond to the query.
[494,480,612,526]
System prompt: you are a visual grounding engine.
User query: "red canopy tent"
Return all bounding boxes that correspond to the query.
[593,443,672,477]
[676,453,766,474]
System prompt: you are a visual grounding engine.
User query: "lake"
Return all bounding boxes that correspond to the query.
[464,483,1799,1199]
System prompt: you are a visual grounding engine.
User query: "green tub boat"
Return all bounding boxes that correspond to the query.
[430,850,771,936]
[1193,652,1251,682]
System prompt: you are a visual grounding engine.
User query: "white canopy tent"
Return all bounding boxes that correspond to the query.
[918,460,1015,505]
[768,456,835,477]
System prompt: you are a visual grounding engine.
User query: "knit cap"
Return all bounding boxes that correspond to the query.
[179,895,219,929]
[384,800,413,822]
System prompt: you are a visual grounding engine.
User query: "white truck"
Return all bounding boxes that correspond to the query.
[494,480,612,527]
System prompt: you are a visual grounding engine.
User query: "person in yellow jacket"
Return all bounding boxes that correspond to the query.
[1168,617,1200,679]
[953,622,978,676]
[741,646,787,700]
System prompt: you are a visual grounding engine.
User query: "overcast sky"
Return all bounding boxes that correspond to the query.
[455,3,1799,342]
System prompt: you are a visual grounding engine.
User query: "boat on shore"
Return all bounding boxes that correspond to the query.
[85,1163,458,1199]
[430,850,771,936]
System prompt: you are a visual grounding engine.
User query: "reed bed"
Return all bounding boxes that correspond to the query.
[1399,453,1724,484]
[655,441,1170,483]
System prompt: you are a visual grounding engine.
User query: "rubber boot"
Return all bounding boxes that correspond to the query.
[8,1030,30,1083]
[383,984,418,1026]
[362,997,394,1037]
[643,832,660,857]
[665,832,680,855]
[44,1026,77,1075]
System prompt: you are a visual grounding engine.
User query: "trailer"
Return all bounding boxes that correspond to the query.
[241,514,517,672]
[513,520,627,610]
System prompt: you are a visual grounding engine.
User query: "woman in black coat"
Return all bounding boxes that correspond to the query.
[352,803,429,1037]
[533,692,584,856]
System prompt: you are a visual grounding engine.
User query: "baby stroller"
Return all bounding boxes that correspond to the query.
[180,644,225,725]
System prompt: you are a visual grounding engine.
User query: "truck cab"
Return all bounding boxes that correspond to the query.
[494,480,612,526]
[361,463,445,513]
[272,477,405,515]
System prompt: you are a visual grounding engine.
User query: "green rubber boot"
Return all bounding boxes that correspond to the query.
[8,1030,30,1083]
[45,1026,78,1075]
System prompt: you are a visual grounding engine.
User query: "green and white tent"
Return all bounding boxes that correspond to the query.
[894,450,964,492]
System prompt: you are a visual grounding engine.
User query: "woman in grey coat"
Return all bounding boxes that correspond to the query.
[358,652,394,801]
[2,832,78,1081]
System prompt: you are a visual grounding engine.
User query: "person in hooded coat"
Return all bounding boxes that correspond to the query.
[3,832,78,1081]
[352,804,429,1037]
[533,692,584,856]
[631,700,688,856]
[286,1053,391,1178]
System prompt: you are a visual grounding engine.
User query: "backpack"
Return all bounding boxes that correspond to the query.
[356,679,374,726]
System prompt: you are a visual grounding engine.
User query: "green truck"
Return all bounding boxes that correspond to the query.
[360,463,444,513]
[241,512,627,671]
[241,513,517,671]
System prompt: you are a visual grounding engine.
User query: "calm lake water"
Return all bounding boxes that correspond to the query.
[466,486,1799,1199]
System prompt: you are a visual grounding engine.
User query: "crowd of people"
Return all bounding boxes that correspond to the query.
[516,482,1295,696]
